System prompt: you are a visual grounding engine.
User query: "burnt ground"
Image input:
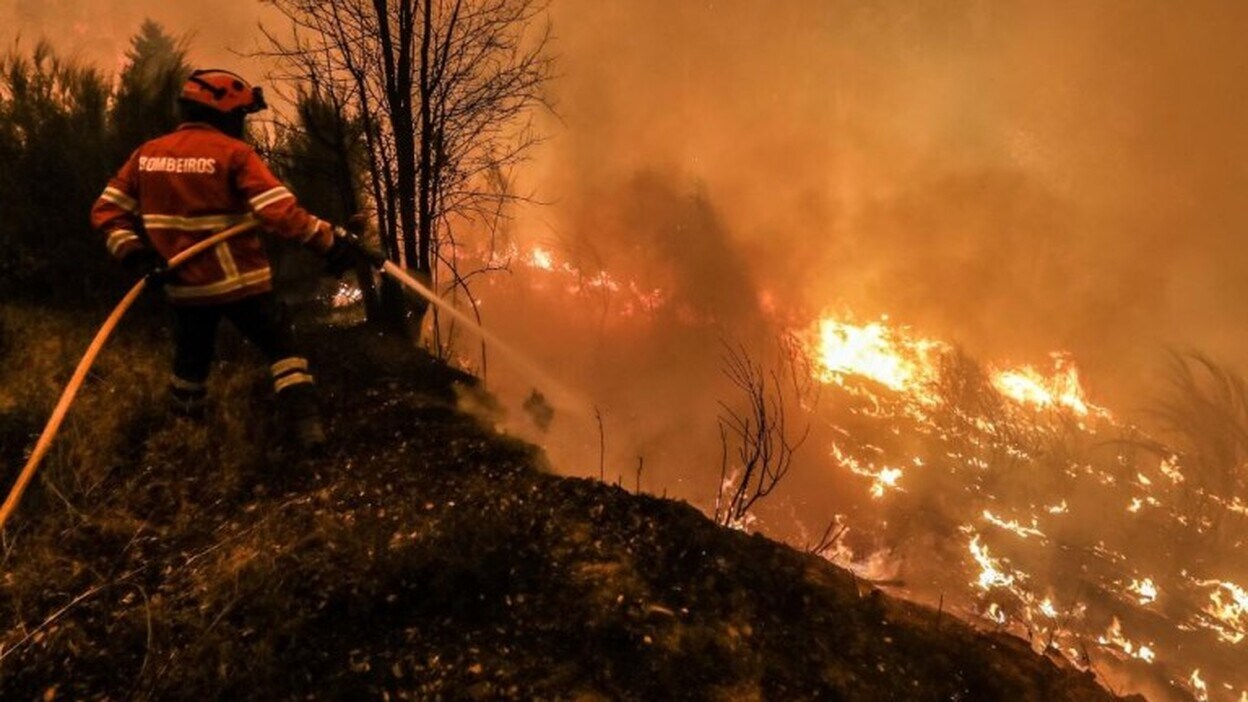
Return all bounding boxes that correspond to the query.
[0,314,1139,701]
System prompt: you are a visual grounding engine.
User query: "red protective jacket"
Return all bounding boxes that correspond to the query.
[90,122,334,305]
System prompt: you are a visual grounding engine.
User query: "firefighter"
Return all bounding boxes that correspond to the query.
[90,68,356,450]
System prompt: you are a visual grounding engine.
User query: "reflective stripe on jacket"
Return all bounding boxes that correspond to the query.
[90,123,334,305]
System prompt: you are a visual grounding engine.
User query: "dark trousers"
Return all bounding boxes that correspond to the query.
[168,293,318,420]
[172,293,296,382]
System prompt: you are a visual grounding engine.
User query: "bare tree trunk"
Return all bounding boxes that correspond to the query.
[418,0,435,275]
[262,0,554,342]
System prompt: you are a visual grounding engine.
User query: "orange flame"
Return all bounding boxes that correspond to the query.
[990,353,1096,416]
[1127,578,1159,606]
[1190,669,1209,702]
[529,246,555,270]
[812,317,944,398]
[1196,580,1248,644]
[1097,617,1157,663]
[968,534,1016,591]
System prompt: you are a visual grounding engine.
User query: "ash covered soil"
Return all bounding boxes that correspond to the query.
[0,317,1138,701]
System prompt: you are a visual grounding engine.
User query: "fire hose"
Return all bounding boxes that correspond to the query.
[2,221,584,531]
[343,232,588,415]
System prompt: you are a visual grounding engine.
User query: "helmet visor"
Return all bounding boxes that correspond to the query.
[247,86,268,114]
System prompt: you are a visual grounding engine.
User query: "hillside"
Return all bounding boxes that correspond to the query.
[0,308,1136,701]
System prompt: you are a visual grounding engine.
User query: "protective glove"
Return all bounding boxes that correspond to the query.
[324,235,358,277]
[122,248,168,288]
[346,213,370,236]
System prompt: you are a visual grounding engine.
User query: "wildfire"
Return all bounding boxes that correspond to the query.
[805,315,1105,424]
[788,312,1248,691]
[968,534,1016,591]
[1196,580,1248,644]
[831,444,904,499]
[1097,617,1157,663]
[529,246,554,270]
[1128,578,1159,606]
[494,242,667,318]
[981,510,1046,540]
[812,317,944,397]
[1159,455,1185,483]
[990,353,1095,416]
[1191,669,1209,702]
[1039,597,1059,619]
[871,467,903,498]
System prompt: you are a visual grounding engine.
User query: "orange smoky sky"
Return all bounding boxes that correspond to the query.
[9,0,1248,410]
[0,0,283,77]
[522,0,1248,412]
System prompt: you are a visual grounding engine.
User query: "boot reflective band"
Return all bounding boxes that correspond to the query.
[169,375,207,395]
[271,357,314,393]
[270,357,309,377]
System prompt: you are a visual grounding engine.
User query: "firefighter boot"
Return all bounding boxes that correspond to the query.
[168,375,208,420]
[282,389,326,452]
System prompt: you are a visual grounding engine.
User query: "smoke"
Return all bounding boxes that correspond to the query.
[0,0,282,78]
[441,0,1248,516]
[506,0,1248,412]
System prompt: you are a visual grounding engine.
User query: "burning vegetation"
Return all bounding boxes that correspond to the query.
[448,196,1248,702]
[786,314,1247,701]
[449,230,1248,700]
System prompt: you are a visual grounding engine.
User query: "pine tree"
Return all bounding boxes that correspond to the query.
[110,19,189,162]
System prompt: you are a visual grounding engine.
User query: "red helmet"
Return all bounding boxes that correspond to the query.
[180,69,268,115]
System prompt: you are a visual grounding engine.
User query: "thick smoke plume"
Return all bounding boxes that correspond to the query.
[512,0,1248,411]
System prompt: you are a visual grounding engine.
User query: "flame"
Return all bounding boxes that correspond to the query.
[812,317,944,397]
[832,444,904,499]
[1097,617,1157,663]
[476,254,1247,693]
[1159,455,1185,483]
[982,510,1046,540]
[792,315,1248,687]
[871,467,904,498]
[1196,580,1248,644]
[968,534,1016,591]
[529,246,554,270]
[1128,578,1159,606]
[500,243,667,318]
[1039,597,1059,619]
[1191,669,1209,702]
[991,354,1096,416]
[805,315,1109,424]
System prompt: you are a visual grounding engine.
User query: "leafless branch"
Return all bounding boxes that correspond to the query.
[714,341,810,528]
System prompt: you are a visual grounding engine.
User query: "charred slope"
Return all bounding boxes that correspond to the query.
[0,321,1135,701]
